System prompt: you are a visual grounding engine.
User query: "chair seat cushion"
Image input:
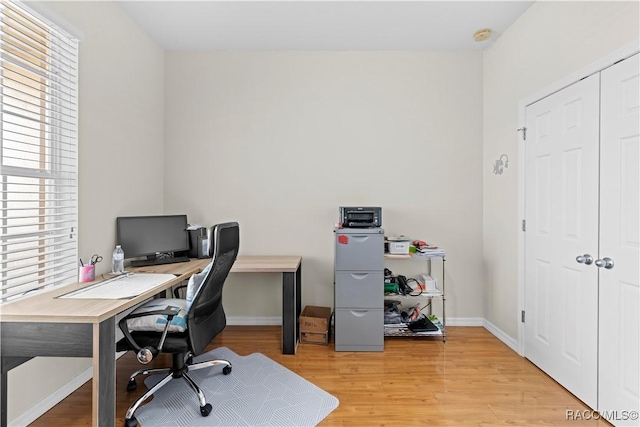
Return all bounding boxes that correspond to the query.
[125,298,188,333]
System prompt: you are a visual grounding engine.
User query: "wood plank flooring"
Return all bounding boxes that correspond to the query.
[30,326,609,426]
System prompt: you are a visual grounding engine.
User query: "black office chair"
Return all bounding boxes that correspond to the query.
[117,221,239,427]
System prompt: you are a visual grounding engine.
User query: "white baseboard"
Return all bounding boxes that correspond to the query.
[227,316,486,327]
[483,319,519,353]
[10,316,516,425]
[227,316,282,325]
[445,317,484,326]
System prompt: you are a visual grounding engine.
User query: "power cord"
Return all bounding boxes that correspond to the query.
[407,277,425,296]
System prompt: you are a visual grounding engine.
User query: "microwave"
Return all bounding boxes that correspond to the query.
[339,207,382,228]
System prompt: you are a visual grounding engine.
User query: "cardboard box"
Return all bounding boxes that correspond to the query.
[300,306,332,345]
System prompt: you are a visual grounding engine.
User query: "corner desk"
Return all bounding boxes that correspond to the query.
[0,255,302,427]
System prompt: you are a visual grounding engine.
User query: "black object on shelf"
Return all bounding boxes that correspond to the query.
[407,316,439,332]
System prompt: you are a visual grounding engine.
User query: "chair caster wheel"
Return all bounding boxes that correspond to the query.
[187,356,193,365]
[126,379,137,392]
[200,403,212,417]
[124,417,138,427]
[222,365,232,375]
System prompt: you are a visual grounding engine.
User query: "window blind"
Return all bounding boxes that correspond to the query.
[1,0,79,303]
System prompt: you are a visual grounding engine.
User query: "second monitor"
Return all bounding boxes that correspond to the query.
[116,215,191,267]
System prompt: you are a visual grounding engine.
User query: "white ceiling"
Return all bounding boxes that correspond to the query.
[115,1,534,51]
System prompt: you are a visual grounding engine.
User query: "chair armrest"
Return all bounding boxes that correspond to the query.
[123,306,181,320]
[118,305,181,353]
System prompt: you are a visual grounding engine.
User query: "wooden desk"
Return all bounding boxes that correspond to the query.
[0,255,302,427]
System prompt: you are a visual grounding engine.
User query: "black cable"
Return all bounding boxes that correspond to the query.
[407,277,424,296]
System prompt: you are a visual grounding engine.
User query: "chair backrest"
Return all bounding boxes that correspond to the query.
[187,221,239,354]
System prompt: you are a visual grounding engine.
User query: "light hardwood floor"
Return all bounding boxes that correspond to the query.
[31,326,608,426]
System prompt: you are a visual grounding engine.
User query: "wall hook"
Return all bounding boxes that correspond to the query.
[493,154,509,175]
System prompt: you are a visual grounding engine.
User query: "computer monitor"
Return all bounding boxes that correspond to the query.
[116,215,190,260]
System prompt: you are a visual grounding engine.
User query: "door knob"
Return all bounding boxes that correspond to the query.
[576,254,594,265]
[595,257,614,269]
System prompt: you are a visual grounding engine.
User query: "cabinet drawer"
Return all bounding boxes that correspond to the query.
[335,308,383,351]
[335,232,383,271]
[335,272,383,308]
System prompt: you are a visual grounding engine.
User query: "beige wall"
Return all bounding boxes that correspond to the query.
[482,1,639,339]
[164,51,485,320]
[6,1,165,423]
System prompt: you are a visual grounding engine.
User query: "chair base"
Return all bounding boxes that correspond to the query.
[124,355,232,426]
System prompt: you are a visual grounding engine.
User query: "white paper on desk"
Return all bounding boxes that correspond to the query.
[59,273,177,299]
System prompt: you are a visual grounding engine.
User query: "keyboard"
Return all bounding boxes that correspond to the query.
[130,255,191,267]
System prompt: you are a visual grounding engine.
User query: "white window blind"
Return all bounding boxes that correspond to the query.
[0,0,78,303]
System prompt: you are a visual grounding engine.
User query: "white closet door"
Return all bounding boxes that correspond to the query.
[524,73,600,409]
[599,53,640,426]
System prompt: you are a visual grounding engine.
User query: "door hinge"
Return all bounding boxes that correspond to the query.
[522,220,526,232]
[521,310,525,323]
[518,127,527,141]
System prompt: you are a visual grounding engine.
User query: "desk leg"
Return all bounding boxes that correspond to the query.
[282,264,301,355]
[296,264,302,335]
[93,319,116,427]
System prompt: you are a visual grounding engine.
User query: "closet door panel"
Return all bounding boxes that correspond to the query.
[599,53,639,425]
[524,73,600,409]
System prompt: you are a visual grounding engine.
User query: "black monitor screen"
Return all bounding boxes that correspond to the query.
[116,215,189,259]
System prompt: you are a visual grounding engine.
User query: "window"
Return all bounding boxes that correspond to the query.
[1,0,79,303]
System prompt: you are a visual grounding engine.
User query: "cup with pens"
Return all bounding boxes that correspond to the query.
[79,254,102,282]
